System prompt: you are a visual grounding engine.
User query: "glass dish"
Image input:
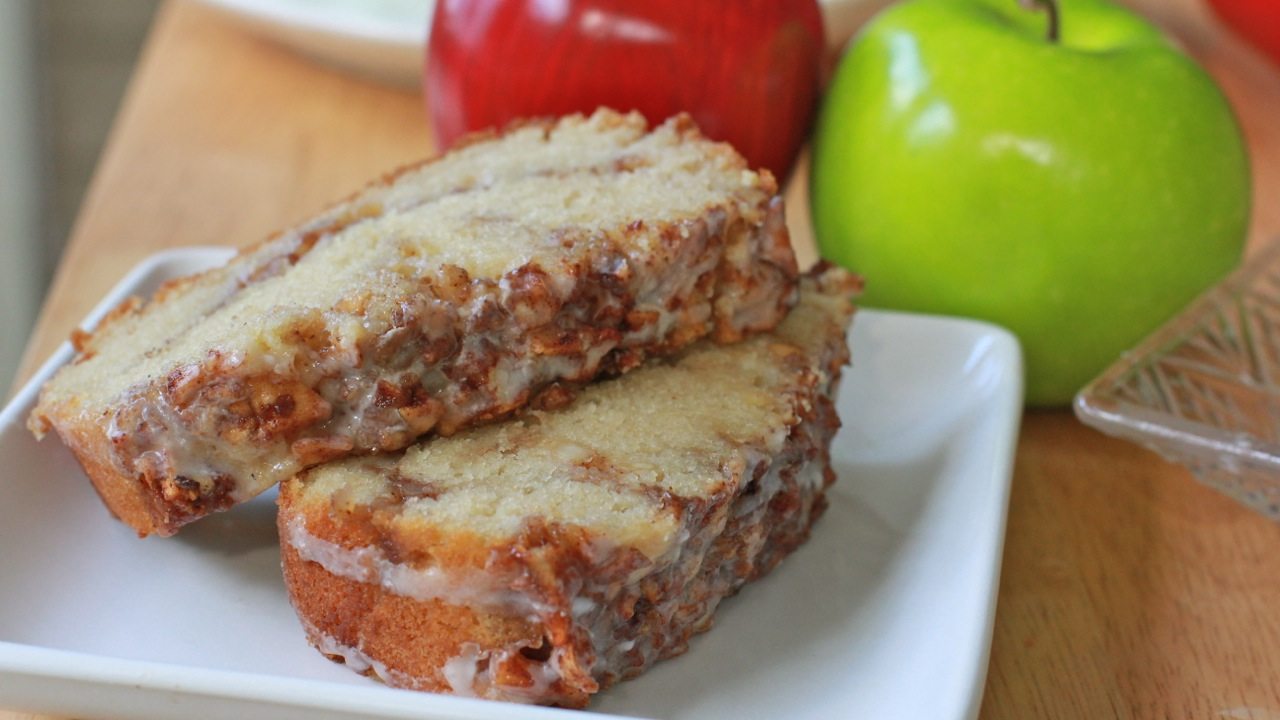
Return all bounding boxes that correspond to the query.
[1075,242,1280,520]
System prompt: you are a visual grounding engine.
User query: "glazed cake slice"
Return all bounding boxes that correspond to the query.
[28,109,799,537]
[278,267,859,707]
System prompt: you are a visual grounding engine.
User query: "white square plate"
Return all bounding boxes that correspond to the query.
[0,248,1022,720]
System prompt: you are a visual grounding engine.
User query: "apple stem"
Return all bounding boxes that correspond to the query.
[1018,0,1060,42]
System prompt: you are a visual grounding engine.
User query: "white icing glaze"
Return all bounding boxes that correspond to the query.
[303,618,417,689]
[310,626,371,673]
[435,642,568,703]
[571,596,597,618]
[286,519,378,583]
[441,643,481,697]
[285,517,553,619]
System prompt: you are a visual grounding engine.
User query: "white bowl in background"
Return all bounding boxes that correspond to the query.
[195,0,879,87]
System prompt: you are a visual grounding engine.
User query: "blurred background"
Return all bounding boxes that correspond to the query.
[0,1,159,393]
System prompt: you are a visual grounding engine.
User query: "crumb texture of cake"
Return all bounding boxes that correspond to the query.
[278,267,859,707]
[28,108,799,536]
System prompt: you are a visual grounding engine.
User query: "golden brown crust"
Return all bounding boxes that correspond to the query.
[56,421,159,535]
[281,541,547,687]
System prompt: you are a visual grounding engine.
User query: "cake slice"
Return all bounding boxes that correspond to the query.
[28,109,799,537]
[278,267,858,707]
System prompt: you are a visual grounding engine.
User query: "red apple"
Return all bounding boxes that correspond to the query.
[1207,0,1280,67]
[425,0,825,179]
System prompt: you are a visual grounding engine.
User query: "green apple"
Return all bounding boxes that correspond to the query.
[811,0,1250,405]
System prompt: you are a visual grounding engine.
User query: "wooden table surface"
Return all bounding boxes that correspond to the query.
[7,0,1280,718]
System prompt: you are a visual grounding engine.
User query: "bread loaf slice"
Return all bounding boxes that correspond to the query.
[277,267,858,707]
[28,109,799,537]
